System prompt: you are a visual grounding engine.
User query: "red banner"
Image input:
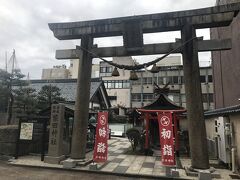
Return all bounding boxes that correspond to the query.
[158,112,175,166]
[93,111,108,162]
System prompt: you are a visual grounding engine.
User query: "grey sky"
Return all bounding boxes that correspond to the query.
[0,0,216,79]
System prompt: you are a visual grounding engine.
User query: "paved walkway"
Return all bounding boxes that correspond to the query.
[9,137,236,179]
[0,160,162,180]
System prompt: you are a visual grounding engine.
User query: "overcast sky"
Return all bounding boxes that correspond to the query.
[0,0,216,79]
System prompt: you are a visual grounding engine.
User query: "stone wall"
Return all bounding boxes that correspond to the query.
[0,113,7,125]
[0,125,31,156]
[0,125,18,155]
[0,113,20,126]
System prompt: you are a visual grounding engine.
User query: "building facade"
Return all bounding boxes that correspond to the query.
[100,57,134,108]
[41,65,69,79]
[99,56,214,111]
[131,66,214,110]
[69,59,99,79]
[211,0,240,108]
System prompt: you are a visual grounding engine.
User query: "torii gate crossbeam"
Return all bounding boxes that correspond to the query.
[48,3,240,169]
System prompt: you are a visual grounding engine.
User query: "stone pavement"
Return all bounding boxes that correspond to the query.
[9,137,235,180]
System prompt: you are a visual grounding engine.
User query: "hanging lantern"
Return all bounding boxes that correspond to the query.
[112,67,120,76]
[150,64,159,73]
[129,71,138,81]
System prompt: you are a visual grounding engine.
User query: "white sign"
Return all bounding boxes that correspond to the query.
[20,123,33,140]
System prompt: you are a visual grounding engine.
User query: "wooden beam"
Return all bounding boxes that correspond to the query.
[55,39,231,59]
[49,3,240,40]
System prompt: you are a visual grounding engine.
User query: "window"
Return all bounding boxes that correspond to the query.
[172,76,179,84]
[180,76,184,84]
[200,76,206,83]
[104,82,108,88]
[158,77,164,85]
[202,94,213,103]
[104,80,130,89]
[153,77,158,84]
[143,94,153,102]
[143,77,148,85]
[100,67,106,73]
[132,94,141,102]
[208,75,212,83]
[115,81,122,88]
[169,93,180,102]
[209,94,213,102]
[163,77,171,85]
[123,81,130,88]
[106,67,112,73]
[142,77,152,85]
[202,94,208,102]
[147,77,152,84]
[100,66,112,73]
[107,81,115,89]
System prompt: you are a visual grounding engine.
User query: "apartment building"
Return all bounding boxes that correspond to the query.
[99,56,214,111]
[131,65,213,110]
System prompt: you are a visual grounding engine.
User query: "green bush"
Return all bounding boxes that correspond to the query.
[126,128,141,152]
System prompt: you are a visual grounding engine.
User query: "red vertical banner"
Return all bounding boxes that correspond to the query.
[93,111,109,162]
[158,112,176,166]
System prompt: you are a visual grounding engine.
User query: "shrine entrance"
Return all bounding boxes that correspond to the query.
[137,93,185,156]
[48,3,240,169]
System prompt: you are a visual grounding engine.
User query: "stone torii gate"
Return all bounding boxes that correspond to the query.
[49,3,240,169]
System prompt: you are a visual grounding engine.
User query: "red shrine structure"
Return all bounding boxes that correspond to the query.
[137,93,186,155]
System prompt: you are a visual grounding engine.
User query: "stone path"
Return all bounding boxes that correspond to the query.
[9,137,234,179]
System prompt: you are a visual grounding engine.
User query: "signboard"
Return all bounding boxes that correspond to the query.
[93,111,109,162]
[19,123,33,140]
[158,112,175,166]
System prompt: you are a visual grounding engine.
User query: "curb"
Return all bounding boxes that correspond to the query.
[0,155,14,161]
[8,162,189,180]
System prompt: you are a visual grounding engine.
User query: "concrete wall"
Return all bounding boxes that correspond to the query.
[156,56,182,66]
[69,59,79,79]
[42,67,69,80]
[106,88,130,107]
[211,0,240,108]
[180,117,217,140]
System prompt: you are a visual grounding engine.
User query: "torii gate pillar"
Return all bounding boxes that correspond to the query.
[71,36,93,159]
[181,25,209,169]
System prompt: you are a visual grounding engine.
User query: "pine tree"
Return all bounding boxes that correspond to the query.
[37,85,65,110]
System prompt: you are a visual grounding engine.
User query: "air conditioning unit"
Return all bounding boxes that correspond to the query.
[215,116,231,163]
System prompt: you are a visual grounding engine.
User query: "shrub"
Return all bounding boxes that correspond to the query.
[126,128,141,152]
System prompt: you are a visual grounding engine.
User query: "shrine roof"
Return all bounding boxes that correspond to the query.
[205,104,240,117]
[139,93,185,111]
